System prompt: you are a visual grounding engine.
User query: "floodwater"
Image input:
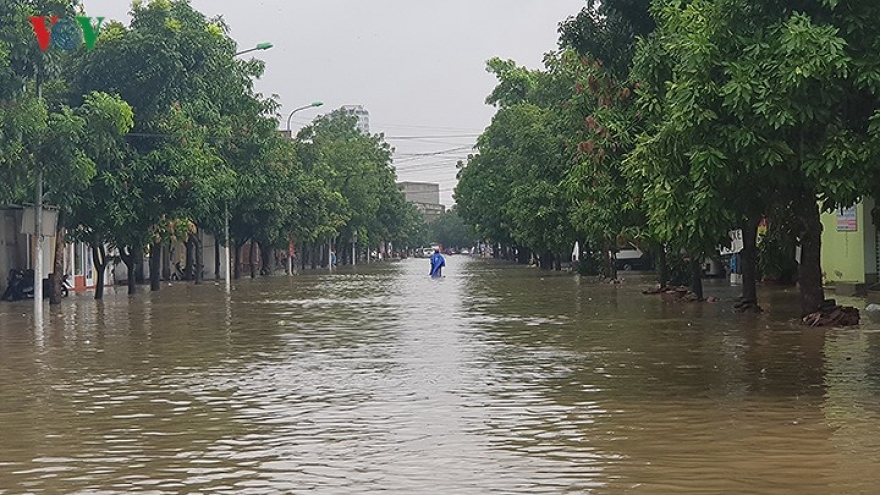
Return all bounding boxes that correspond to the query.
[1,256,879,494]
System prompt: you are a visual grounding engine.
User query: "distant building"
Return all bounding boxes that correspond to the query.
[398,181,446,224]
[340,104,370,134]
[398,181,439,204]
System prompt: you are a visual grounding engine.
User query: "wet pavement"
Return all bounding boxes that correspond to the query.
[1,256,879,493]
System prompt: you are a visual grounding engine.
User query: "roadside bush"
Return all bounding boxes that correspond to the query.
[577,250,602,276]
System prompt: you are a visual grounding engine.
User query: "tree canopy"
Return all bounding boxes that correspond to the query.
[454,0,880,316]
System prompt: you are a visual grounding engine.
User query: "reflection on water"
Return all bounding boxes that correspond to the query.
[1,257,880,493]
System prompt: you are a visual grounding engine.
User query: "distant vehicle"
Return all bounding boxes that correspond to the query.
[614,243,652,271]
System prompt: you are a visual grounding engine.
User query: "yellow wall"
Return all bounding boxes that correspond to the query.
[821,201,871,284]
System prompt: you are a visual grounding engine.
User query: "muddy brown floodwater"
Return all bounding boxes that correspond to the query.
[1,256,879,494]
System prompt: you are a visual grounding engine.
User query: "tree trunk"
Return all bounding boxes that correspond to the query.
[540,251,551,270]
[260,242,273,275]
[162,240,171,281]
[134,247,145,284]
[92,242,107,300]
[193,232,203,285]
[149,240,161,291]
[301,241,308,270]
[690,258,704,301]
[249,241,256,278]
[234,242,242,279]
[554,252,562,271]
[798,197,825,316]
[120,245,138,295]
[49,227,65,304]
[604,240,616,279]
[516,247,529,264]
[310,243,318,269]
[214,235,221,281]
[657,245,668,288]
[740,215,761,305]
[184,237,195,281]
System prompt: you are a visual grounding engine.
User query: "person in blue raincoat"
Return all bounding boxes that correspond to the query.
[429,247,445,278]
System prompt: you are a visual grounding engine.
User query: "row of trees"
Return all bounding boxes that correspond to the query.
[1,0,424,300]
[426,208,474,251]
[455,0,880,316]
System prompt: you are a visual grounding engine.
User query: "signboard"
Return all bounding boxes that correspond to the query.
[21,207,59,237]
[837,206,857,231]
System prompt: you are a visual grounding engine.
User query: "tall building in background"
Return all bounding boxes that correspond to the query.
[340,104,370,134]
[397,181,445,224]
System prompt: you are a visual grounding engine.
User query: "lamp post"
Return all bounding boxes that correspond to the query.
[33,62,44,323]
[283,101,323,276]
[222,42,273,294]
[286,101,324,134]
[234,42,273,56]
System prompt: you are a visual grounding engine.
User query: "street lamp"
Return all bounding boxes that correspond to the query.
[33,64,45,324]
[283,101,323,276]
[223,42,274,293]
[286,101,324,133]
[234,42,273,56]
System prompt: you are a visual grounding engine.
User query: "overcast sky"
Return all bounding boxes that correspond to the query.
[83,0,586,205]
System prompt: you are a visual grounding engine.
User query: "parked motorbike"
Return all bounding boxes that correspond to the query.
[170,261,186,281]
[169,261,203,281]
[3,269,32,301]
[51,274,72,298]
[2,270,71,301]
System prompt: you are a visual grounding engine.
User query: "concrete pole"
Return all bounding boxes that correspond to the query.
[34,69,43,322]
[224,200,231,293]
[34,170,43,320]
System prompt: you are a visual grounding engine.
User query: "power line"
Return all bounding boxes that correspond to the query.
[393,154,470,164]
[396,165,463,173]
[369,121,484,133]
[386,134,480,140]
[393,146,472,158]
[395,164,461,173]
[284,116,483,140]
[285,115,484,134]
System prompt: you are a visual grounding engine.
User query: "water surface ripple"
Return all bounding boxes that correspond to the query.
[1,256,879,493]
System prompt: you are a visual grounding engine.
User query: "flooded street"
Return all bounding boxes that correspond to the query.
[1,255,880,493]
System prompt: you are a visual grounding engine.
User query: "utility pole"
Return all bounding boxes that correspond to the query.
[34,64,44,322]
[224,200,230,293]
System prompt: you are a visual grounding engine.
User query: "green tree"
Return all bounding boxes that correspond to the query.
[558,0,654,79]
[295,111,401,265]
[457,58,576,267]
[555,1,663,283]
[428,208,473,250]
[69,0,262,291]
[630,0,880,314]
[66,92,135,299]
